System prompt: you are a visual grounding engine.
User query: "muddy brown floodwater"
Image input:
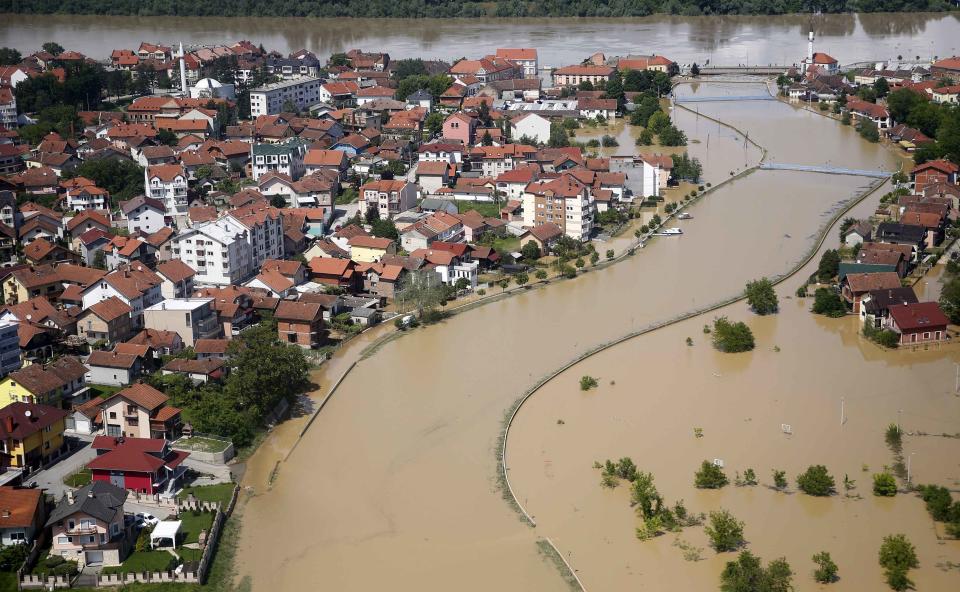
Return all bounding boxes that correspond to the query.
[231,81,957,591]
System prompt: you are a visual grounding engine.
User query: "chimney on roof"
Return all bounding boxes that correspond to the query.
[66,489,75,504]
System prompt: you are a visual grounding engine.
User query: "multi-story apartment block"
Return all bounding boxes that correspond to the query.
[144,163,188,215]
[248,76,322,117]
[251,138,308,181]
[174,207,282,286]
[358,180,418,219]
[522,175,595,242]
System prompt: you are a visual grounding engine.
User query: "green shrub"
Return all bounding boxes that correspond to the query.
[711,317,755,353]
[694,460,729,489]
[580,375,598,391]
[796,465,835,496]
[873,472,898,497]
[705,509,744,552]
[812,551,839,583]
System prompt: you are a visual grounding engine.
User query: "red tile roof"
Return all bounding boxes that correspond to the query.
[888,302,949,331]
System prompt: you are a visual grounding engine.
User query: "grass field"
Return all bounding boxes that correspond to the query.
[177,483,235,508]
[173,436,230,453]
[101,551,176,575]
[177,511,215,545]
[89,384,123,399]
[456,201,501,218]
[63,468,92,488]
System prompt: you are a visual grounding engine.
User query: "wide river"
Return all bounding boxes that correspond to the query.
[225,79,959,591]
[2,13,960,66]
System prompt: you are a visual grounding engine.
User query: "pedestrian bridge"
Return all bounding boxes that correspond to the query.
[759,162,892,178]
[674,94,775,103]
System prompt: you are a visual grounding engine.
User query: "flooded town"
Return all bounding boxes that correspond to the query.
[0,4,958,592]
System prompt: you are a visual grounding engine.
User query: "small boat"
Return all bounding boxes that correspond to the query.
[678,212,692,220]
[659,227,683,235]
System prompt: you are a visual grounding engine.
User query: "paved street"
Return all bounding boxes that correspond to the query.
[26,436,95,501]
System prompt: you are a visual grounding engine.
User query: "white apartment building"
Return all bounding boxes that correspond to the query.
[144,163,188,215]
[0,319,21,377]
[251,138,308,181]
[174,208,282,286]
[248,76,322,117]
[174,216,254,286]
[495,48,539,79]
[80,266,164,329]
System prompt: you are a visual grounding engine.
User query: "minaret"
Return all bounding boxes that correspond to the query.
[807,31,814,64]
[179,42,188,96]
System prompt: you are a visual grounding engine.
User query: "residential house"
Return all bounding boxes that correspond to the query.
[843,220,873,245]
[99,383,181,440]
[160,358,225,384]
[875,222,927,252]
[144,163,188,215]
[126,329,183,358]
[519,222,563,254]
[0,486,44,545]
[841,272,902,313]
[77,297,133,346]
[359,180,418,219]
[88,436,189,496]
[0,320,19,378]
[119,196,167,235]
[274,300,325,348]
[46,481,131,567]
[0,356,87,409]
[846,99,892,129]
[578,98,618,120]
[859,287,919,329]
[102,236,156,271]
[143,298,221,347]
[303,149,349,178]
[510,113,551,145]
[80,264,163,329]
[194,338,230,361]
[0,402,67,469]
[23,238,78,266]
[416,161,454,195]
[251,138,308,181]
[85,350,143,387]
[443,113,476,146]
[308,257,360,292]
[887,302,949,345]
[356,263,405,300]
[410,248,478,289]
[154,260,196,300]
[348,236,396,263]
[911,159,958,193]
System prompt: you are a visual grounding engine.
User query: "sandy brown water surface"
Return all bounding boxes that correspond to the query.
[226,79,936,590]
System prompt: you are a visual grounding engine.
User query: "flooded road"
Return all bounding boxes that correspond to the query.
[3,12,960,65]
[229,81,933,591]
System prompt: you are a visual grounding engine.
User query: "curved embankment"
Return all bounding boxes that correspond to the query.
[498,98,891,588]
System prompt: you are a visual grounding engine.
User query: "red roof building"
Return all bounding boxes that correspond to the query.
[887,302,950,345]
[87,436,189,495]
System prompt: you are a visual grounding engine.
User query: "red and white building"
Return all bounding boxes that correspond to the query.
[87,436,189,496]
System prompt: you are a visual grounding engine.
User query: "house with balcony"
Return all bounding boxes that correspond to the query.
[358,180,418,220]
[119,196,167,235]
[144,163,188,215]
[99,383,181,440]
[143,298,221,347]
[251,138,308,182]
[46,481,132,567]
[88,436,189,496]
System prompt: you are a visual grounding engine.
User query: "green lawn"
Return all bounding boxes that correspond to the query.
[177,547,203,564]
[492,236,520,255]
[177,483,235,508]
[90,384,123,399]
[101,551,176,575]
[177,511,215,545]
[63,468,92,488]
[456,201,501,218]
[0,572,17,592]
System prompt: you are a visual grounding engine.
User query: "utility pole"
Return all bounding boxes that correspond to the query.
[907,452,915,484]
[840,397,845,426]
[897,408,903,434]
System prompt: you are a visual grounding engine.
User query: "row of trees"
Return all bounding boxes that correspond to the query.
[15,0,953,17]
[884,87,960,165]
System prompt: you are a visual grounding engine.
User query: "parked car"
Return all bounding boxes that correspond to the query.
[135,513,159,527]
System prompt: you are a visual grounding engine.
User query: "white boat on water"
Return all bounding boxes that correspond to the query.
[678,212,692,219]
[659,228,683,235]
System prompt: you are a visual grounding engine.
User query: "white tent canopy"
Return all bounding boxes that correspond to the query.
[150,520,182,549]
